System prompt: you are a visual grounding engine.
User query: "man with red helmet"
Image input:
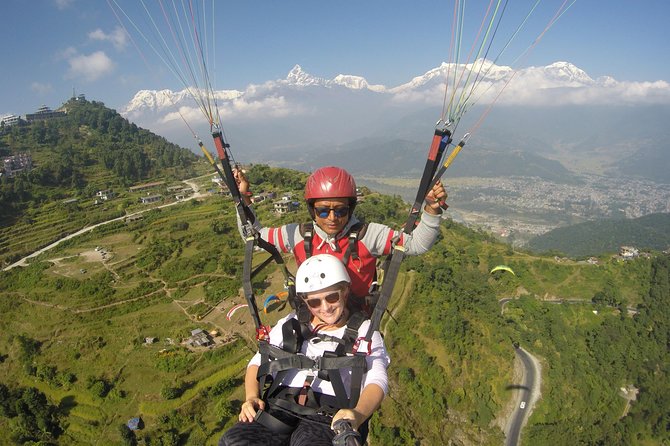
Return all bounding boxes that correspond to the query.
[234,166,446,307]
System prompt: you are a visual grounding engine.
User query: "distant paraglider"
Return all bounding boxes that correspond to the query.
[226,303,248,321]
[263,291,288,314]
[490,265,516,276]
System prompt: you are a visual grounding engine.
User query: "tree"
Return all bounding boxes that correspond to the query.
[119,423,137,446]
[160,384,181,400]
[10,387,63,443]
[0,382,15,417]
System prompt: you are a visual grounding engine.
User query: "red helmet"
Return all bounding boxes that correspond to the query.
[304,166,357,201]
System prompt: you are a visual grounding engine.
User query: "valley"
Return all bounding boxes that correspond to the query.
[359,173,670,246]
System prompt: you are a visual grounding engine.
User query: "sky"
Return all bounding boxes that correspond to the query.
[1,0,669,119]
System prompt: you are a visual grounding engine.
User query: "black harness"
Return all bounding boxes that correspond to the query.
[300,221,368,266]
[255,311,369,431]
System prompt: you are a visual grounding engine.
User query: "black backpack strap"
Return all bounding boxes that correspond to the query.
[342,222,368,266]
[299,222,314,259]
[258,316,304,400]
[281,317,303,354]
[334,311,366,355]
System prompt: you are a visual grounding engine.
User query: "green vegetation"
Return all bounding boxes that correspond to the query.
[1,130,668,446]
[0,98,212,266]
[527,212,670,257]
[368,219,668,445]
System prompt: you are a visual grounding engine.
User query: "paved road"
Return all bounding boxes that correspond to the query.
[506,346,540,446]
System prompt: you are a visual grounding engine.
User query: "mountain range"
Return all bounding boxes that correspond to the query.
[121,61,670,184]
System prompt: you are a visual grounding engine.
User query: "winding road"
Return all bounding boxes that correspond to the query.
[505,346,541,446]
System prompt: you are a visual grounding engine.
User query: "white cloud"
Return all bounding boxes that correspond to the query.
[389,73,670,108]
[54,0,74,10]
[57,46,78,60]
[158,94,304,122]
[222,96,302,119]
[390,82,448,106]
[494,78,670,106]
[65,51,115,82]
[89,27,129,51]
[160,106,202,125]
[31,82,53,94]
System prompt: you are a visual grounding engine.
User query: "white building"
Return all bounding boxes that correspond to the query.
[96,190,115,201]
[2,153,33,178]
[1,114,20,126]
[139,194,162,204]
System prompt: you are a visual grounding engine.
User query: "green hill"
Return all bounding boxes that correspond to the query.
[0,98,207,266]
[0,142,668,444]
[526,213,670,257]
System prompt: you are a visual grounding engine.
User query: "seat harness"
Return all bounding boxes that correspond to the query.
[254,310,370,432]
[301,221,368,263]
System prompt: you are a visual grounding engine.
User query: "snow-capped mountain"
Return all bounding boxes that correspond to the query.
[285,64,328,87]
[540,61,595,85]
[123,88,242,115]
[389,59,515,94]
[120,60,670,185]
[283,64,385,91]
[122,60,663,119]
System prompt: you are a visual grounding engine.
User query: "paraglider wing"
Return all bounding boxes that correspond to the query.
[226,303,248,321]
[263,295,279,314]
[490,265,516,276]
[262,291,290,313]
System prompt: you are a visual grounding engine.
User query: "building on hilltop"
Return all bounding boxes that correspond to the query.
[2,153,33,178]
[127,417,144,431]
[125,214,144,224]
[185,329,213,347]
[1,114,20,127]
[139,194,162,205]
[619,246,639,260]
[274,199,300,214]
[96,190,115,201]
[25,105,66,122]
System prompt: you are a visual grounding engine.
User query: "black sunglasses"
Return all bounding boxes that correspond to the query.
[314,206,349,218]
[303,291,342,308]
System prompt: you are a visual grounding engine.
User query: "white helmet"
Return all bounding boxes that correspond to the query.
[296,254,350,294]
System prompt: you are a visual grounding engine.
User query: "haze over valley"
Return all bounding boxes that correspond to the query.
[120,62,670,245]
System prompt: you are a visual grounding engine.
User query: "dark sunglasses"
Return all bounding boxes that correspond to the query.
[303,291,342,308]
[314,206,349,218]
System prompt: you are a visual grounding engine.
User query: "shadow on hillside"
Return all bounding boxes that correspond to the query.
[505,384,530,391]
[59,395,78,416]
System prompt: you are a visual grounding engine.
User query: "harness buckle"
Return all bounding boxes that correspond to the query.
[256,325,271,341]
[352,337,372,355]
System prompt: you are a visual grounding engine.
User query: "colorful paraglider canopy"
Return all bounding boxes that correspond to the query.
[226,303,248,321]
[490,265,516,276]
[263,291,289,314]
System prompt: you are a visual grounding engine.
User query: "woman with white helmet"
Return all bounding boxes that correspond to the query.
[219,254,390,446]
